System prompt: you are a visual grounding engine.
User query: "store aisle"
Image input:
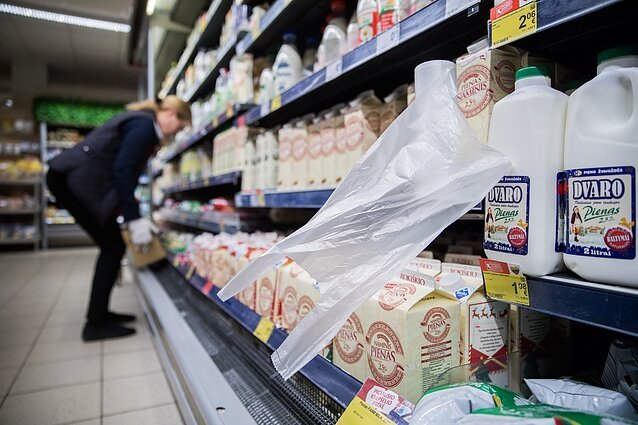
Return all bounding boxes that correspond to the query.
[0,248,184,425]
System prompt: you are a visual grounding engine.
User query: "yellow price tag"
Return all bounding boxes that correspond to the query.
[251,26,260,40]
[226,106,233,117]
[172,257,180,267]
[337,397,394,425]
[212,116,219,127]
[491,1,537,48]
[255,191,266,207]
[185,266,195,281]
[253,317,274,343]
[483,271,530,306]
[271,95,282,111]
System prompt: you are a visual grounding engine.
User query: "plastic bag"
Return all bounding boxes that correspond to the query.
[526,379,638,420]
[411,382,530,425]
[218,60,510,379]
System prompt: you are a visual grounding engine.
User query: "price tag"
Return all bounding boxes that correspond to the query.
[326,59,343,82]
[337,398,395,425]
[202,280,214,295]
[479,258,530,306]
[253,317,274,343]
[255,190,266,207]
[185,266,195,281]
[212,116,219,127]
[271,95,282,112]
[172,257,180,267]
[490,1,537,48]
[226,105,234,117]
[236,115,246,127]
[260,101,270,117]
[376,24,400,55]
[251,26,260,40]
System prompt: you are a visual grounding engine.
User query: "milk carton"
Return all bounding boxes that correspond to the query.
[443,253,482,266]
[319,109,337,188]
[436,263,510,387]
[362,272,460,403]
[277,259,319,330]
[455,38,521,144]
[263,129,278,190]
[405,257,441,276]
[380,85,408,134]
[291,116,311,189]
[334,310,368,381]
[407,82,416,106]
[307,115,323,188]
[334,107,348,184]
[277,124,294,189]
[255,265,279,322]
[236,247,261,310]
[211,246,236,287]
[345,90,382,171]
[241,139,255,191]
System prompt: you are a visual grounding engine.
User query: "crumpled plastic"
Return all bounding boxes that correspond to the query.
[218,60,510,379]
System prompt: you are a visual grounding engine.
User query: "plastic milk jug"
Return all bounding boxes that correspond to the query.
[357,0,378,44]
[273,33,303,96]
[563,46,638,286]
[485,66,568,276]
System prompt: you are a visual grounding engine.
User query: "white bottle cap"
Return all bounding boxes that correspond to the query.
[438,273,464,289]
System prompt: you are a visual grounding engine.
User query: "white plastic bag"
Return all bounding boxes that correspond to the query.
[526,378,638,420]
[218,60,510,379]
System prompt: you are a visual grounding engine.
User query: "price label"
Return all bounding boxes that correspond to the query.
[236,115,246,127]
[337,397,395,425]
[226,106,233,118]
[255,190,266,207]
[251,26,260,40]
[326,59,343,82]
[172,257,180,267]
[202,280,214,295]
[212,116,219,127]
[260,101,270,117]
[185,266,195,281]
[253,317,274,343]
[376,24,400,55]
[490,1,537,48]
[271,95,282,112]
[480,258,530,306]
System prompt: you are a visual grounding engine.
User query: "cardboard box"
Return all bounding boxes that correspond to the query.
[121,231,166,268]
[334,311,368,381]
[255,266,279,322]
[380,85,408,134]
[334,110,348,185]
[363,272,460,403]
[345,91,382,172]
[443,253,482,266]
[211,247,236,288]
[406,257,441,277]
[456,44,521,144]
[277,125,294,189]
[277,259,319,330]
[290,121,309,189]
[437,263,510,387]
[319,111,337,188]
[307,117,323,188]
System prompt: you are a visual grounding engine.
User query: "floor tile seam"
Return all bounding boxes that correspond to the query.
[101,400,176,419]
[0,255,83,409]
[52,413,101,425]
[0,260,50,310]
[7,376,102,397]
[102,367,167,383]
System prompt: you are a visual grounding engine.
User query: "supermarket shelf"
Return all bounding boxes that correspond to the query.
[0,237,39,246]
[158,0,234,98]
[162,170,241,195]
[47,141,78,149]
[243,0,483,126]
[236,0,320,56]
[46,223,93,246]
[0,208,40,215]
[0,178,40,186]
[236,188,334,209]
[498,273,638,338]
[161,104,253,163]
[160,210,239,234]
[184,34,243,102]
[166,251,361,408]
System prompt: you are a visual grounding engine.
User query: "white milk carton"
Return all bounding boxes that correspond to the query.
[334,106,348,185]
[277,259,316,330]
[455,38,521,144]
[443,253,482,266]
[263,129,278,190]
[255,263,279,322]
[380,85,408,134]
[241,139,256,191]
[345,90,382,172]
[291,117,310,189]
[277,124,294,189]
[319,110,337,188]
[405,257,441,277]
[334,310,368,382]
[436,263,510,387]
[307,116,323,188]
[362,272,461,403]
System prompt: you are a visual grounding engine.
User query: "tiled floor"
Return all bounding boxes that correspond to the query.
[0,248,185,425]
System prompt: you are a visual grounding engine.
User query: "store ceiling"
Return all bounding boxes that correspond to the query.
[0,0,142,102]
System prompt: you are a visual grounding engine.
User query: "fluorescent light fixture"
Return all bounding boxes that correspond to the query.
[146,0,156,16]
[0,3,131,33]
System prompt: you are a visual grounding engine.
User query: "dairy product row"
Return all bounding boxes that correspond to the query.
[186,231,554,404]
[479,45,637,287]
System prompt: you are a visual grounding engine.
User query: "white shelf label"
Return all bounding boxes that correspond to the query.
[376,24,400,55]
[260,102,271,117]
[326,59,343,82]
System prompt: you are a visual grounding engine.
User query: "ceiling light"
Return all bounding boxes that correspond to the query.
[0,3,131,33]
[146,0,156,16]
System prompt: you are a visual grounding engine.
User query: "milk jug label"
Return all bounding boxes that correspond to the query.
[484,176,530,255]
[565,166,636,260]
[555,172,567,253]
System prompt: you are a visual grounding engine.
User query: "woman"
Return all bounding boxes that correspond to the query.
[47,96,191,341]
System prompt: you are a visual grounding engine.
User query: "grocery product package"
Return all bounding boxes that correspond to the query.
[458,404,638,424]
[602,340,638,411]
[526,379,638,420]
[411,382,529,425]
[218,60,510,379]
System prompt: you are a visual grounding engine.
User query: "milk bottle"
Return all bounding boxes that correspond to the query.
[484,66,568,276]
[563,46,638,286]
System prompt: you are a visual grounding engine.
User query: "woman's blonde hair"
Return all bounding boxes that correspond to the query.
[127,95,191,124]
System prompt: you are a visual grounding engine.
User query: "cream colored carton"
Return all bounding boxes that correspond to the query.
[307,116,323,188]
[418,250,434,259]
[334,309,368,381]
[456,39,521,144]
[319,110,336,188]
[263,129,279,190]
[277,259,319,330]
[290,117,310,189]
[345,91,382,172]
[443,253,482,266]
[334,107,348,185]
[362,272,460,403]
[520,51,577,92]
[236,247,263,310]
[380,85,408,134]
[255,264,279,322]
[277,124,294,189]
[407,82,416,106]
[405,257,441,277]
[436,263,510,387]
[211,247,236,288]
[508,305,551,354]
